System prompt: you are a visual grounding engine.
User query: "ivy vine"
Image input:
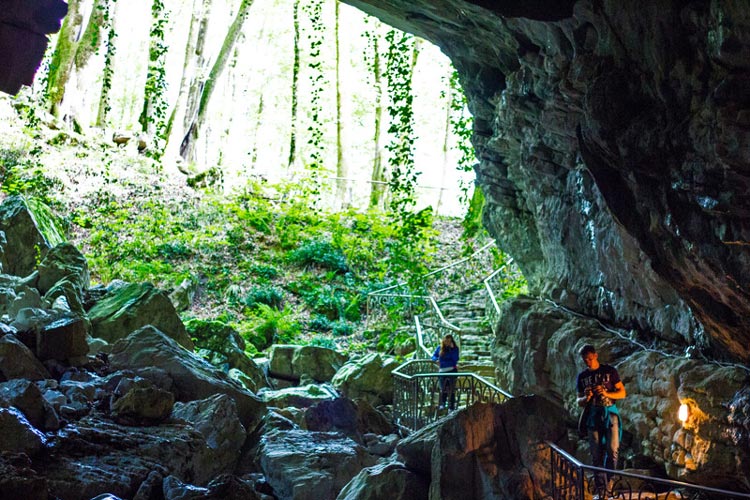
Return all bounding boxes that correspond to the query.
[98,0,118,126]
[445,69,476,205]
[383,29,418,216]
[302,0,326,200]
[139,0,169,157]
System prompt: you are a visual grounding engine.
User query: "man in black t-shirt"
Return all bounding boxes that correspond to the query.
[576,344,627,497]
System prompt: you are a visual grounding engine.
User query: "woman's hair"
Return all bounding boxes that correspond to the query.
[439,334,456,357]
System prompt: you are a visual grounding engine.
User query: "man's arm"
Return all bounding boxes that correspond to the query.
[595,380,626,400]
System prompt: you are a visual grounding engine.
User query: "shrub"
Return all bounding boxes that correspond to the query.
[287,239,348,273]
[309,336,336,350]
[250,264,279,281]
[331,320,353,337]
[244,286,284,309]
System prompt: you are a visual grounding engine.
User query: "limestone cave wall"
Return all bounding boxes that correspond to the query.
[342,0,750,489]
[342,0,750,364]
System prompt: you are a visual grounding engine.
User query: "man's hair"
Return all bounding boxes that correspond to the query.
[579,344,597,357]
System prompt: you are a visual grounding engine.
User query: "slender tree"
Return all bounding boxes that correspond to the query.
[287,0,300,169]
[163,0,212,162]
[334,0,347,209]
[180,0,253,162]
[366,25,385,209]
[47,0,109,117]
[139,0,170,156]
[96,0,118,127]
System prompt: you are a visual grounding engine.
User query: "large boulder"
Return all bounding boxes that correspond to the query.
[108,325,266,433]
[259,384,337,409]
[268,344,349,383]
[41,414,217,500]
[37,243,89,295]
[186,319,267,392]
[0,334,50,381]
[0,379,57,430]
[171,394,247,474]
[292,345,348,383]
[429,398,567,500]
[36,314,89,361]
[257,429,377,500]
[336,462,429,500]
[0,407,47,455]
[303,397,393,442]
[0,196,51,277]
[88,282,193,350]
[332,353,398,406]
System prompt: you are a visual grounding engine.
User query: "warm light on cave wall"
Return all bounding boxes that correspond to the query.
[678,403,689,424]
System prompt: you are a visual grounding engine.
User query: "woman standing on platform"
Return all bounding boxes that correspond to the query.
[432,334,459,410]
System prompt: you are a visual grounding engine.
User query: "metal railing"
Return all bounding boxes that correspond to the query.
[547,441,750,500]
[366,239,497,321]
[392,359,512,430]
[414,296,461,358]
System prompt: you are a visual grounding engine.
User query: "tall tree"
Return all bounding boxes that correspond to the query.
[180,0,253,163]
[383,30,419,214]
[138,0,170,156]
[47,0,108,117]
[366,25,385,210]
[333,0,347,209]
[163,0,212,163]
[95,0,118,127]
[287,0,300,169]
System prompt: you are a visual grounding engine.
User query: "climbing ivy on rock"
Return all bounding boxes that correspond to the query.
[139,0,170,157]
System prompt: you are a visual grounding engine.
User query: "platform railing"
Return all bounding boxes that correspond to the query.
[392,359,512,430]
[547,441,750,500]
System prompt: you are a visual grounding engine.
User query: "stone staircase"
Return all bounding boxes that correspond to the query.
[435,286,496,383]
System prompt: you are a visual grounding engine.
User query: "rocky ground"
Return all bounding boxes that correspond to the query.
[0,194,568,500]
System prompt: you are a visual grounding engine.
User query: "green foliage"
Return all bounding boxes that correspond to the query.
[250,264,279,281]
[287,239,348,273]
[384,30,418,215]
[444,69,476,206]
[244,286,284,310]
[251,303,301,346]
[309,335,336,350]
[0,147,62,207]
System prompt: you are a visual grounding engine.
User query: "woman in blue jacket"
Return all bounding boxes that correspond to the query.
[432,334,459,410]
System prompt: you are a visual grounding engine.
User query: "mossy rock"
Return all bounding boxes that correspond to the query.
[88,282,192,350]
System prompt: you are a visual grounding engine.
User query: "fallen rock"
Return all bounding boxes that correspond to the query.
[171,394,246,474]
[0,406,47,454]
[257,428,377,500]
[108,325,266,433]
[37,242,89,295]
[336,462,429,500]
[0,334,50,380]
[36,314,89,361]
[0,195,51,276]
[259,383,337,409]
[332,353,398,406]
[88,282,193,350]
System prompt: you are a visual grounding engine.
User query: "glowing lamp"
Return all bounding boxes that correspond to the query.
[678,403,689,423]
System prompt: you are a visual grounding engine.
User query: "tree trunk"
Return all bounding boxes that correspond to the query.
[181,0,253,163]
[163,0,212,163]
[334,0,347,209]
[95,0,118,127]
[287,0,300,169]
[368,34,385,209]
[436,72,452,215]
[46,0,101,117]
